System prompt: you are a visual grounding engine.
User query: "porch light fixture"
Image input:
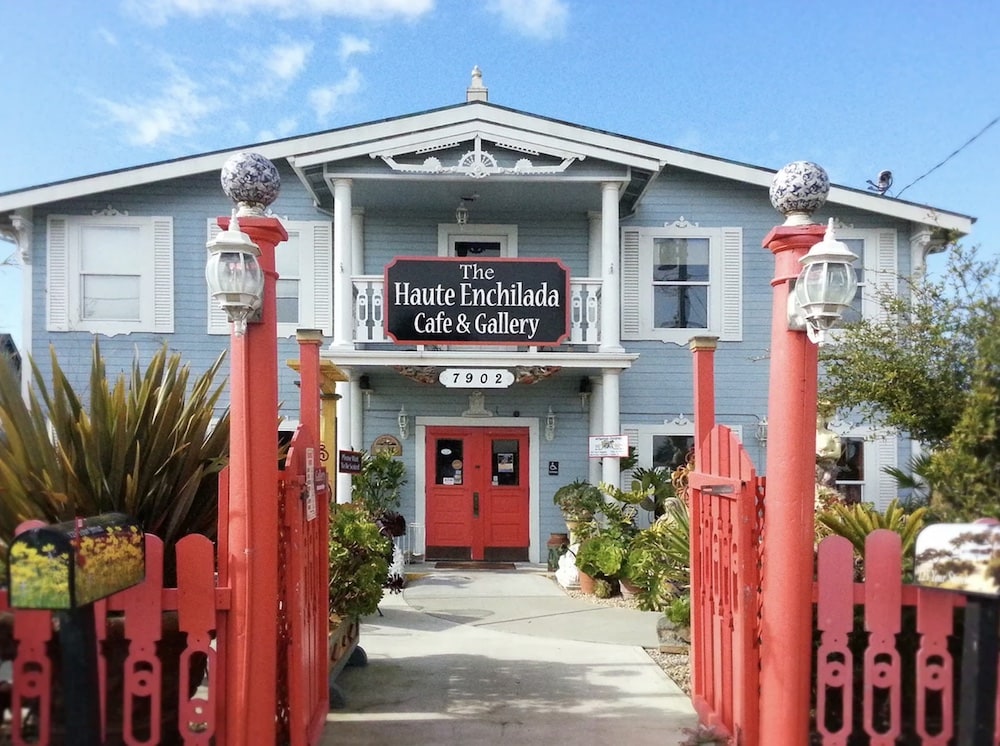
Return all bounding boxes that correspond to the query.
[359,375,373,409]
[755,415,768,445]
[398,405,409,440]
[792,218,859,345]
[205,210,264,335]
[579,377,592,410]
[545,406,556,441]
[455,203,469,226]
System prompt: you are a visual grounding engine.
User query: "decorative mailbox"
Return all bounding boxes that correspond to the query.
[8,512,145,609]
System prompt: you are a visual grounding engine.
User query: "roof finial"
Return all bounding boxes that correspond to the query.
[467,65,488,102]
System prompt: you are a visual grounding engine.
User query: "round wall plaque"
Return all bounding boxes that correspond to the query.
[372,434,402,457]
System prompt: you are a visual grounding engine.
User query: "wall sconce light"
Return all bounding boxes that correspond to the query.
[204,210,264,335]
[545,406,556,441]
[359,374,373,409]
[755,415,768,445]
[579,377,592,410]
[791,218,859,345]
[455,203,469,226]
[398,405,409,440]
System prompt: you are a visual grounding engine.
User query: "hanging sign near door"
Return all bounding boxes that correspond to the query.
[384,257,569,345]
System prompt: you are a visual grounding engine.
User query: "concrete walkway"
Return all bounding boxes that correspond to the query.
[321,565,697,745]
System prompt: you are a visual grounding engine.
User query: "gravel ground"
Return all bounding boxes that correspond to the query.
[558,583,692,696]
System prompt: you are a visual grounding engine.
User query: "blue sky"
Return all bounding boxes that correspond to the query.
[2,0,998,349]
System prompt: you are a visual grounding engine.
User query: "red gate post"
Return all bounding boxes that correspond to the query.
[758,162,829,745]
[211,153,288,746]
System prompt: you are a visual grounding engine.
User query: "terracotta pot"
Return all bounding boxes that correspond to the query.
[578,570,596,595]
[619,578,640,600]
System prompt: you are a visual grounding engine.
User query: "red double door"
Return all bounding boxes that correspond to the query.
[425,426,530,562]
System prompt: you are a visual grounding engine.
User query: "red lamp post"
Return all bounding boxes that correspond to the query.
[207,153,288,745]
[758,162,858,744]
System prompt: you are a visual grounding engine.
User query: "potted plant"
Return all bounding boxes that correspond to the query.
[328,502,393,684]
[622,497,691,610]
[552,479,602,542]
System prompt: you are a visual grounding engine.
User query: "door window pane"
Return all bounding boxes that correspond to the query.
[492,438,519,486]
[435,439,464,485]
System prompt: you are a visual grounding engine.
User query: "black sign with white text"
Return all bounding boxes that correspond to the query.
[384,257,570,345]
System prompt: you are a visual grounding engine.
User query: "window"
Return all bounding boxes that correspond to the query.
[207,219,332,336]
[827,426,898,511]
[47,214,173,334]
[437,224,518,257]
[622,223,742,344]
[830,227,897,326]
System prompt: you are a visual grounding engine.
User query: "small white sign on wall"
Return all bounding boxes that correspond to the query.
[588,435,629,458]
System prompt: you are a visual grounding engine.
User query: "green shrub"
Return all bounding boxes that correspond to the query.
[328,504,392,619]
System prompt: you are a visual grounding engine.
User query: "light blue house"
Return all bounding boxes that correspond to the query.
[0,70,973,563]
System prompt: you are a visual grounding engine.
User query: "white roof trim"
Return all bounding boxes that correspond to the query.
[0,100,974,234]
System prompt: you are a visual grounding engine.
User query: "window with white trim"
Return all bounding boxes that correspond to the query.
[622,223,743,344]
[207,219,332,336]
[828,427,898,511]
[437,224,518,257]
[831,227,897,325]
[47,214,173,334]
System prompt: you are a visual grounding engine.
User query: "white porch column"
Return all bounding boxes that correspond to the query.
[335,376,354,504]
[588,375,602,486]
[599,181,623,353]
[587,210,601,277]
[332,178,353,349]
[600,368,621,488]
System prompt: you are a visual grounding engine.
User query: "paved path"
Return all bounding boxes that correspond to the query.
[321,566,698,745]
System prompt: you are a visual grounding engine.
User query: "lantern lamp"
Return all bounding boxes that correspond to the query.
[793,218,859,345]
[205,211,264,335]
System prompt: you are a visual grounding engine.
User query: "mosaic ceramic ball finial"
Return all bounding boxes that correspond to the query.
[769,161,830,226]
[220,152,280,217]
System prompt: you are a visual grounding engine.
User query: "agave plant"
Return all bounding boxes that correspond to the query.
[0,341,229,579]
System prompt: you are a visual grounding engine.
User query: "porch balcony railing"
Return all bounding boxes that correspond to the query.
[352,275,602,346]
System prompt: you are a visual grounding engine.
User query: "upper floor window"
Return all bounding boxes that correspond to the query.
[47,213,174,335]
[207,219,332,336]
[437,224,518,257]
[831,227,897,326]
[622,222,743,345]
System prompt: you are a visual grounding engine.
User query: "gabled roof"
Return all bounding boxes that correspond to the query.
[0,100,975,234]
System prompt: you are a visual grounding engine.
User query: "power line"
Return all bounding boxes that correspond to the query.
[895,115,1000,199]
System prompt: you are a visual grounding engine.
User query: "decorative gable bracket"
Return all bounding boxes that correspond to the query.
[375,135,580,179]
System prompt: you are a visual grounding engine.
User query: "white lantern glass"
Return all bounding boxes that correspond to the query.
[205,214,264,334]
[794,219,859,343]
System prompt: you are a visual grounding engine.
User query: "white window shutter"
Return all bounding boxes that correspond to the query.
[310,221,333,336]
[152,217,174,333]
[622,426,640,485]
[873,230,897,324]
[620,229,641,339]
[875,434,898,511]
[719,227,743,341]
[206,220,230,334]
[47,217,69,331]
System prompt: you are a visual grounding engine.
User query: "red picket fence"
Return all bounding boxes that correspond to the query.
[0,533,228,745]
[812,530,997,745]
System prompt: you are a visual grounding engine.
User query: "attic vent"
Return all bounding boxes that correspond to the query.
[467,65,488,102]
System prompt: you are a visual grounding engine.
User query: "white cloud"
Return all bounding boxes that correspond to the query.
[258,117,300,141]
[96,74,220,146]
[267,41,313,81]
[485,0,568,40]
[338,34,372,63]
[96,27,119,46]
[308,68,362,122]
[124,0,433,25]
